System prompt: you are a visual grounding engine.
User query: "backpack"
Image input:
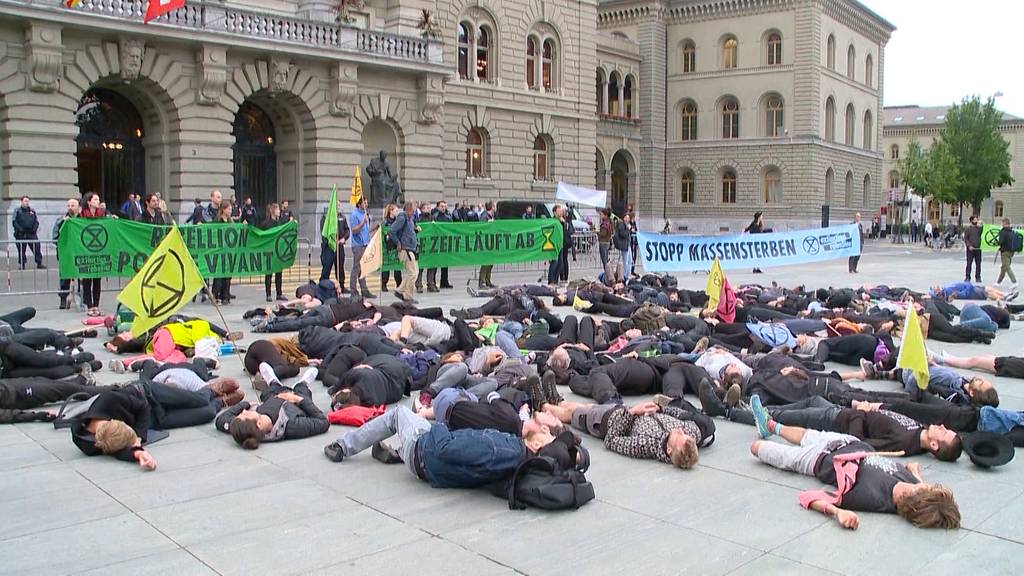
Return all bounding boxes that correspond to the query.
[503,449,595,511]
[630,303,666,335]
[316,279,337,302]
[1012,231,1024,253]
[523,319,550,339]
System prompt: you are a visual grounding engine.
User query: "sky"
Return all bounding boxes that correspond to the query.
[858,0,1024,117]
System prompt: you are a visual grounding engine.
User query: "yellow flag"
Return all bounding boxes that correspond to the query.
[359,228,383,279]
[896,305,930,389]
[705,257,725,311]
[117,227,205,337]
[349,165,363,206]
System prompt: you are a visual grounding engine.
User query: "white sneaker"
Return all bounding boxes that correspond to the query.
[297,367,318,388]
[108,359,125,374]
[258,362,279,388]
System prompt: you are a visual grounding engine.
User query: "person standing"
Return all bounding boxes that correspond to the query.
[522,205,535,219]
[53,197,80,309]
[477,201,496,289]
[389,201,419,303]
[140,193,164,225]
[848,212,864,274]
[261,203,288,302]
[546,205,565,286]
[204,190,223,223]
[79,193,107,316]
[319,196,351,294]
[559,204,573,283]
[12,196,44,270]
[598,208,613,270]
[924,221,933,246]
[240,197,258,225]
[415,202,433,293]
[997,218,1018,287]
[348,195,375,299]
[614,212,633,281]
[280,200,294,222]
[745,211,766,273]
[381,203,402,291]
[184,198,204,224]
[211,201,235,304]
[964,215,983,282]
[430,200,454,290]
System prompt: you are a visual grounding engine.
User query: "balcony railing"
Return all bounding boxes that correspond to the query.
[3,0,443,65]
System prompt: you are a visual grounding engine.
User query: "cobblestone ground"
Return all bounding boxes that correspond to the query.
[0,242,1022,576]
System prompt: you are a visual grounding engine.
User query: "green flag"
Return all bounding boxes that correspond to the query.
[321,185,338,244]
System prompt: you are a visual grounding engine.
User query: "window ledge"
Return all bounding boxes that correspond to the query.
[531,180,556,192]
[463,178,495,189]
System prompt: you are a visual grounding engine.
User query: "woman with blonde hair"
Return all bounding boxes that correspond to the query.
[381,203,403,290]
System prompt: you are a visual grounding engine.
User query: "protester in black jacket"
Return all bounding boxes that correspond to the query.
[184,199,204,224]
[325,347,410,407]
[261,203,289,302]
[217,363,328,449]
[997,218,1018,285]
[12,196,43,269]
[320,198,351,293]
[429,201,455,290]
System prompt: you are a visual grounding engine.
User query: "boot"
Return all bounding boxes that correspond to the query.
[698,379,728,417]
[515,375,546,412]
[541,370,564,405]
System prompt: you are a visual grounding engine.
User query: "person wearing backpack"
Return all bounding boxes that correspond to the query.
[997,218,1019,287]
[322,405,561,489]
[389,201,419,303]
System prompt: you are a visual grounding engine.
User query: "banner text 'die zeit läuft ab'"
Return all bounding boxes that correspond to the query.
[637,224,862,272]
[380,218,563,271]
[57,218,299,279]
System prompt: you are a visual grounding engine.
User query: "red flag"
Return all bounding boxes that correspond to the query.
[144,0,185,23]
[716,276,736,323]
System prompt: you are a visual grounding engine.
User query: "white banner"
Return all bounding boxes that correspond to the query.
[555,181,607,208]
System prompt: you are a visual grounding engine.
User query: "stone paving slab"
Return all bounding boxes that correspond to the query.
[0,244,1022,575]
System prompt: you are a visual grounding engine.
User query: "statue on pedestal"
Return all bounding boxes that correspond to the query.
[365,150,403,206]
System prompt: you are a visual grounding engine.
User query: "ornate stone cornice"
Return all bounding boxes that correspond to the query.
[416,75,444,125]
[25,22,62,93]
[329,61,358,117]
[196,44,227,105]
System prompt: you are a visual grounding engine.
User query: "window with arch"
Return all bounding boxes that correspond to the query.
[995,200,1005,218]
[825,168,835,203]
[681,170,695,203]
[458,22,471,79]
[721,169,737,203]
[890,144,899,160]
[845,171,854,206]
[845,104,856,146]
[542,39,555,91]
[466,128,487,178]
[624,76,634,118]
[764,94,784,137]
[847,44,856,80]
[477,26,491,80]
[865,54,874,88]
[863,110,873,150]
[608,72,620,116]
[888,170,900,190]
[766,32,782,66]
[682,40,696,73]
[826,34,836,69]
[863,174,871,206]
[533,135,552,181]
[723,36,738,69]
[680,100,698,141]
[526,37,537,89]
[825,97,836,141]
[721,97,740,139]
[763,168,782,203]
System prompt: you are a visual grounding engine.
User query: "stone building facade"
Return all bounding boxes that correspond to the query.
[598,0,893,232]
[0,0,895,241]
[881,105,1024,224]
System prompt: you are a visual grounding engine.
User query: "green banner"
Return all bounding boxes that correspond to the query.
[57,218,299,279]
[381,218,563,271]
[981,223,1024,252]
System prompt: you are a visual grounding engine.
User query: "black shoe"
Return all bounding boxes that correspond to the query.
[266,296,272,303]
[441,284,455,289]
[515,375,546,412]
[450,308,467,320]
[541,370,563,405]
[427,285,440,293]
[393,290,407,301]
[324,442,345,462]
[276,294,288,301]
[362,291,377,299]
[37,264,46,270]
[371,441,403,464]
[698,379,728,417]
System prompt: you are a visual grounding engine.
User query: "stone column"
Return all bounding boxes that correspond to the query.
[600,79,608,114]
[636,3,667,227]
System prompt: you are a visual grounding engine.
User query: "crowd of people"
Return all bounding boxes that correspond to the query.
[4,195,1023,529]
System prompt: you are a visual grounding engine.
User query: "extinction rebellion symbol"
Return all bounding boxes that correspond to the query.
[140,251,188,318]
[275,230,298,262]
[802,236,821,255]
[984,229,1000,246]
[81,224,109,252]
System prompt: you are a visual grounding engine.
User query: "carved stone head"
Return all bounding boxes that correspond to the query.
[270,59,292,93]
[120,39,145,81]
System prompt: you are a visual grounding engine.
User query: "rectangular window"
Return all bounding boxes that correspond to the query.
[681,176,694,203]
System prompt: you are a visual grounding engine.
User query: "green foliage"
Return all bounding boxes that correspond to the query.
[897,139,930,196]
[936,96,1013,212]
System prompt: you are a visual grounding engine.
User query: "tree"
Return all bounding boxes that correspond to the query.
[935,96,1013,214]
[897,139,929,240]
[924,139,962,225]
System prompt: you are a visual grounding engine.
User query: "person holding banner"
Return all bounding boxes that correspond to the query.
[380,203,403,290]
[429,201,454,290]
[477,202,496,289]
[848,213,864,273]
[210,201,235,304]
[320,195,351,294]
[79,192,109,317]
[261,203,289,302]
[348,196,376,299]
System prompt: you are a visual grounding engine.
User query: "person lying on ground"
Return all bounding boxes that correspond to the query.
[416,380,564,439]
[243,337,310,388]
[852,399,1024,447]
[216,362,328,449]
[133,358,243,406]
[0,374,109,418]
[932,351,1024,380]
[931,282,1015,302]
[749,401,960,530]
[857,363,999,408]
[325,348,410,408]
[0,337,99,380]
[322,406,573,489]
[251,299,376,333]
[738,395,962,461]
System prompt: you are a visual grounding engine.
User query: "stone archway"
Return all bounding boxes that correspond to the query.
[360,119,401,208]
[610,149,634,216]
[232,100,278,213]
[74,87,146,210]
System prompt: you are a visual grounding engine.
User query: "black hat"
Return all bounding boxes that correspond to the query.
[959,431,1014,468]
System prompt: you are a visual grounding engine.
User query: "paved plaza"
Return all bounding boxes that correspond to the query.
[1,242,1023,576]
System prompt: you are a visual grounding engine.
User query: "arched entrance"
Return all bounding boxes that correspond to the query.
[610,149,633,216]
[595,148,606,191]
[74,88,145,208]
[360,119,400,209]
[232,101,278,211]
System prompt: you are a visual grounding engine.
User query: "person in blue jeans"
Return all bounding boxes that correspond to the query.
[322,406,557,489]
[865,365,999,408]
[957,304,998,332]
